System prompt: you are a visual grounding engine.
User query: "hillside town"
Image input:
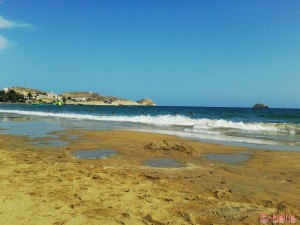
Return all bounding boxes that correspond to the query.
[0,87,156,106]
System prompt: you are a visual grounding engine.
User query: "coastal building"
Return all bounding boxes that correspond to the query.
[3,88,9,93]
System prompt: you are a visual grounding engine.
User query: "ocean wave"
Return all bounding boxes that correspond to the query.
[0,109,299,135]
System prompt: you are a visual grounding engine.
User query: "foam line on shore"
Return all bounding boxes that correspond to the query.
[1,109,299,135]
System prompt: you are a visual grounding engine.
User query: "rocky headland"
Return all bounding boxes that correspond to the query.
[0,87,156,106]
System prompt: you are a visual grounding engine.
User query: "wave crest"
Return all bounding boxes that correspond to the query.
[0,109,299,135]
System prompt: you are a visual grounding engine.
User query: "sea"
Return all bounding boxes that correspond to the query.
[0,104,300,151]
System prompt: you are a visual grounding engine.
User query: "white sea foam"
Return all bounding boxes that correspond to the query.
[133,128,280,146]
[0,109,299,135]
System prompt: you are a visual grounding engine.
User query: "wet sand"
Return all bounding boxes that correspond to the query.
[0,130,299,224]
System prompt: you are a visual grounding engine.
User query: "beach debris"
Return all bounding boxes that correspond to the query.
[179,211,192,223]
[53,221,67,225]
[163,198,174,202]
[212,188,232,199]
[143,214,165,225]
[121,212,130,218]
[142,173,161,180]
[239,215,248,222]
[264,200,274,207]
[145,140,192,153]
[280,178,292,183]
[277,201,289,211]
[91,174,100,180]
[74,193,82,201]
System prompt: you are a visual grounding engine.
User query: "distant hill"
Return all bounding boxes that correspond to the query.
[60,91,102,98]
[1,87,156,106]
[10,86,47,95]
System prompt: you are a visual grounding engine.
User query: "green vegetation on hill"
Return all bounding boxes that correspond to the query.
[0,90,25,103]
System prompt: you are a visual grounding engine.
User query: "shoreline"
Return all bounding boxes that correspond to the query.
[0,102,156,106]
[1,106,300,152]
[0,130,299,224]
[2,102,300,109]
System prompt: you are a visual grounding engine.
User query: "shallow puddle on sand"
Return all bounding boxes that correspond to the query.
[145,158,184,168]
[203,152,251,165]
[27,139,70,147]
[53,132,82,140]
[0,120,63,139]
[72,149,117,159]
[66,135,81,140]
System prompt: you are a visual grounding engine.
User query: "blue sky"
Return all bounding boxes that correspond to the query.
[0,0,299,107]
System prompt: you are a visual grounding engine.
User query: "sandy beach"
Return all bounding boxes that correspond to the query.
[0,130,299,225]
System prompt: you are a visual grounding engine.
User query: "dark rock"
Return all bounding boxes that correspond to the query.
[252,103,269,109]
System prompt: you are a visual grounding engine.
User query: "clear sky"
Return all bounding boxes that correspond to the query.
[0,0,299,108]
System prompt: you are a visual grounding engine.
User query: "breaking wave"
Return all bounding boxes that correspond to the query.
[0,109,299,135]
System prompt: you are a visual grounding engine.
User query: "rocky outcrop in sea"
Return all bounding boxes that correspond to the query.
[252,103,269,109]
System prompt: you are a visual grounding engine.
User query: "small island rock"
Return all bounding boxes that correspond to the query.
[252,103,269,109]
